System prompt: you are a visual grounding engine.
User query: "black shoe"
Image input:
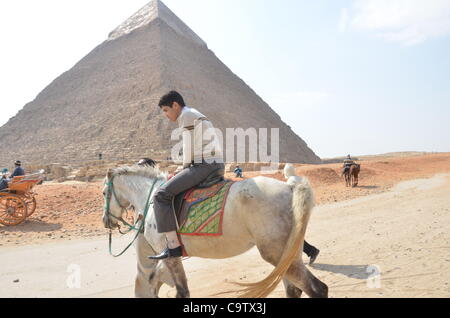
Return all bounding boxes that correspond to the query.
[148,246,183,260]
[309,248,320,265]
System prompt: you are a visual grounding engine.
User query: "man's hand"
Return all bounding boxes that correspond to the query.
[168,166,184,180]
[175,166,184,173]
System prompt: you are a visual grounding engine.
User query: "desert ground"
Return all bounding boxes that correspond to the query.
[0,153,449,298]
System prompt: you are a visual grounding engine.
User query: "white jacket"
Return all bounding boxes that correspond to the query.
[177,107,223,167]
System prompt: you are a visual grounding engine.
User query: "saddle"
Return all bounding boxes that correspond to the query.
[172,167,234,236]
[344,163,360,174]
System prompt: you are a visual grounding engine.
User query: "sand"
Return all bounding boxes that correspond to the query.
[0,153,449,297]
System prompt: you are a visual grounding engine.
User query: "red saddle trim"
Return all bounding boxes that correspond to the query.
[176,181,236,254]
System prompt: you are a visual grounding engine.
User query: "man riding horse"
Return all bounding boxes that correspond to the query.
[342,155,355,176]
[149,91,225,260]
[103,91,328,298]
[102,93,329,298]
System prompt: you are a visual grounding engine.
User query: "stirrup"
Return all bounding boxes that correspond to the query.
[148,246,183,260]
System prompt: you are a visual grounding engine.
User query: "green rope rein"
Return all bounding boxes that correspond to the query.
[106,178,161,258]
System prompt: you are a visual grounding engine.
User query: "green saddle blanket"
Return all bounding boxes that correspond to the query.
[178,181,235,236]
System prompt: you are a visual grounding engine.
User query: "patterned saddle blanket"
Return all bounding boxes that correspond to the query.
[174,180,235,237]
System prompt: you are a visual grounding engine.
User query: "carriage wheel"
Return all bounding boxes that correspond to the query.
[0,195,28,226]
[24,196,37,217]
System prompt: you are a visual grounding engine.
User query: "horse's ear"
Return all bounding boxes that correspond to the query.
[107,168,114,180]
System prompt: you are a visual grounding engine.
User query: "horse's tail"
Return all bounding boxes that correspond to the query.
[235,176,315,298]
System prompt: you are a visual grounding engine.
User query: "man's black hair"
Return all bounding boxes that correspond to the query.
[137,158,156,168]
[158,91,186,108]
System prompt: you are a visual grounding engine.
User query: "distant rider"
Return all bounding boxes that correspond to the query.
[342,155,355,176]
[234,165,243,178]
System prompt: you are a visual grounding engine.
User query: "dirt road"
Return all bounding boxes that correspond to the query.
[2,173,449,298]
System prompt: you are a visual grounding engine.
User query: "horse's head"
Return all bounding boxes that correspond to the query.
[102,165,167,230]
[102,168,131,230]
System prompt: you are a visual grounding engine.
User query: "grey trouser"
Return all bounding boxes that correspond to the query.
[153,162,225,233]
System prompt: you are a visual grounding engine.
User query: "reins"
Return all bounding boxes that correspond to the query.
[105,180,138,234]
[104,177,162,257]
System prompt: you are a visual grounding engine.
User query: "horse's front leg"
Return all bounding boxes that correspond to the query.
[164,258,190,298]
[148,260,176,297]
[147,270,162,298]
[147,264,164,298]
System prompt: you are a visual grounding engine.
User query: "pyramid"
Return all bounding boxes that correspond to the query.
[0,0,321,167]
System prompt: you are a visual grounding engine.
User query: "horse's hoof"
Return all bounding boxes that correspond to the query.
[309,249,320,265]
[148,247,183,260]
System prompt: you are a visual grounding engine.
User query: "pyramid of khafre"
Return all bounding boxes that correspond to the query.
[0,0,321,166]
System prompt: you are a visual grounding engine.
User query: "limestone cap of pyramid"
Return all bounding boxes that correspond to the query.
[108,0,207,47]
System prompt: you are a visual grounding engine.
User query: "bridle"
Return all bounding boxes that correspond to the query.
[104,177,137,234]
[103,175,161,257]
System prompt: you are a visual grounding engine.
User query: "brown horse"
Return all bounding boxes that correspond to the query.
[343,164,360,187]
[349,164,360,187]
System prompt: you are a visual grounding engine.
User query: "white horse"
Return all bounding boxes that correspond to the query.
[102,166,328,298]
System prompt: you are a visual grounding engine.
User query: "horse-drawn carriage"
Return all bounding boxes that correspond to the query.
[0,171,45,226]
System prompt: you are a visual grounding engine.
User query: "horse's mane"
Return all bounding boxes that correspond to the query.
[110,165,167,181]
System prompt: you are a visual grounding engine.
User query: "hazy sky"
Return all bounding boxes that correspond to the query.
[1,0,449,158]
